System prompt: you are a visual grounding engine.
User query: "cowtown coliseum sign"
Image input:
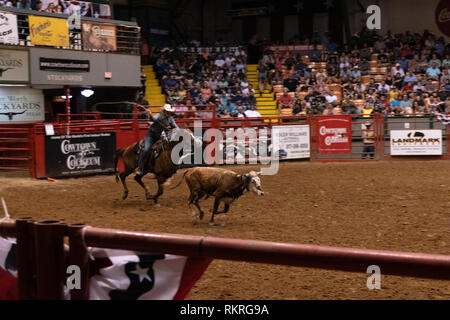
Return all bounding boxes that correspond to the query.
[45,132,116,178]
[436,0,450,37]
[317,115,352,154]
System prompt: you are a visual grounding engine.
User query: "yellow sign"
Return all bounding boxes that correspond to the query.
[28,16,69,47]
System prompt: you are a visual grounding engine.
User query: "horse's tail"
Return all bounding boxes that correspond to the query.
[169,169,189,189]
[114,148,125,183]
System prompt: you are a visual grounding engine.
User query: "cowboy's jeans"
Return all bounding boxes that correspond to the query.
[138,133,154,173]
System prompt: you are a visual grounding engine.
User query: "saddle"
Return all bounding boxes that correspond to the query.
[133,139,165,160]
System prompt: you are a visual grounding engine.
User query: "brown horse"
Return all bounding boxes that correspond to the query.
[113,128,201,204]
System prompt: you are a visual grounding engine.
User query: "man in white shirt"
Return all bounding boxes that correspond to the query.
[215,56,226,68]
[236,106,245,118]
[325,93,338,104]
[225,54,235,67]
[413,82,425,92]
[391,64,405,77]
[234,47,246,58]
[377,81,390,93]
[244,105,261,117]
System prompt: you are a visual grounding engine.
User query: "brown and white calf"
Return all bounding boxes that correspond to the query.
[171,167,264,223]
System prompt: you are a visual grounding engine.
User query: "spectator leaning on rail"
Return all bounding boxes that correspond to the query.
[361,122,375,160]
[135,104,179,176]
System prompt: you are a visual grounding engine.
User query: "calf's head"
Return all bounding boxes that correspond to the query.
[242,171,264,196]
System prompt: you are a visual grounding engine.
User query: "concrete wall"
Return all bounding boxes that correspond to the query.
[387,0,447,39]
[347,0,448,40]
[29,48,140,88]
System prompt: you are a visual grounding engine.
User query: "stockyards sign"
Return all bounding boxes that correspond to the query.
[28,16,69,47]
[0,49,29,83]
[390,130,443,156]
[0,12,19,45]
[45,132,116,178]
[82,22,117,51]
[317,115,352,154]
[272,125,310,159]
[0,87,44,123]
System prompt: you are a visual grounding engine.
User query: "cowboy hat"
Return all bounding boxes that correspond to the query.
[162,104,175,113]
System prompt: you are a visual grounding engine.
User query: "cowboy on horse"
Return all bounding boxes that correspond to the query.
[136,104,179,177]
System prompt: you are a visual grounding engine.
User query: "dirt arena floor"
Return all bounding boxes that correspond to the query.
[1,161,449,299]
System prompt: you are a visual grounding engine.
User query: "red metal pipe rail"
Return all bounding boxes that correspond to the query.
[83,227,450,281]
[1,219,449,300]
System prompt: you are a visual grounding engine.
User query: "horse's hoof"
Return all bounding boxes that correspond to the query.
[155,203,161,208]
[209,221,215,226]
[145,194,152,200]
[122,193,128,200]
[199,212,204,220]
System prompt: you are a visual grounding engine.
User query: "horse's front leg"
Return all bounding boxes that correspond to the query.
[134,174,151,200]
[152,177,165,205]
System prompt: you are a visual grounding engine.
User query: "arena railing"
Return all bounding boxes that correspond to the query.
[175,46,242,54]
[1,7,140,55]
[0,218,449,299]
[19,112,450,178]
[0,126,33,172]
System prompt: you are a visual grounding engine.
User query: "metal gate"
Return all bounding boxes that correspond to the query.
[0,125,32,173]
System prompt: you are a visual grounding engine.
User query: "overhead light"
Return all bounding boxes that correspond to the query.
[81,89,94,98]
[61,95,73,99]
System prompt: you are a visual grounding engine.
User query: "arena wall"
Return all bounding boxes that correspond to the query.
[386,0,448,40]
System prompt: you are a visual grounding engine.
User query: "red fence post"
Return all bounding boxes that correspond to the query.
[28,126,35,178]
[446,118,450,160]
[33,221,66,300]
[16,218,35,299]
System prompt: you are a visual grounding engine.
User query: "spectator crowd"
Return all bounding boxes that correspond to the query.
[256,29,449,117]
[0,0,107,17]
[150,46,262,119]
[146,29,449,119]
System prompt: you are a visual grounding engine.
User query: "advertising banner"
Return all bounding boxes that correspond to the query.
[82,22,116,51]
[267,45,323,52]
[272,125,310,159]
[390,130,442,155]
[0,49,29,83]
[0,12,19,45]
[0,87,44,123]
[39,57,90,72]
[29,47,141,87]
[45,132,116,178]
[28,16,69,47]
[317,115,352,154]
